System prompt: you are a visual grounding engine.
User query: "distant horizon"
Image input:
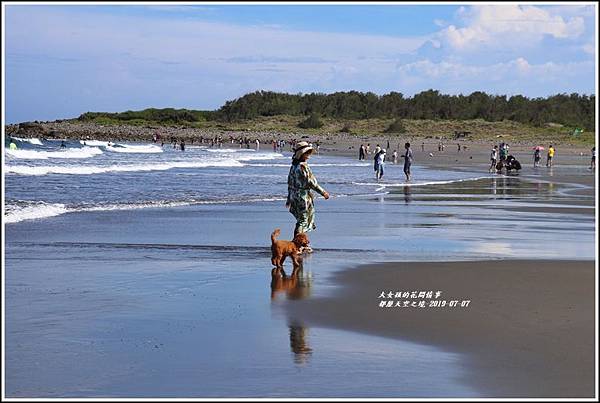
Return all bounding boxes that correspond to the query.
[4,3,597,124]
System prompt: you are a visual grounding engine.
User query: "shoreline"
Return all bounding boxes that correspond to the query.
[5,119,595,151]
[6,121,596,189]
[4,133,596,397]
[284,259,596,398]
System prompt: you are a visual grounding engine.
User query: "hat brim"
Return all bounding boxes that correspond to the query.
[293,146,314,160]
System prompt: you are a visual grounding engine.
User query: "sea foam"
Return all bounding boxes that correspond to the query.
[5,146,103,160]
[105,144,163,153]
[12,136,43,145]
[80,140,110,147]
[4,201,68,223]
[5,159,245,176]
[5,196,287,223]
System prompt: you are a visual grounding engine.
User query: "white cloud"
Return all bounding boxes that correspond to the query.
[395,57,594,94]
[5,6,427,67]
[440,5,586,50]
[543,4,596,18]
[3,4,596,123]
[514,57,531,74]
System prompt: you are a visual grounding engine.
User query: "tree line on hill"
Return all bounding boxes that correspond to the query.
[77,90,595,131]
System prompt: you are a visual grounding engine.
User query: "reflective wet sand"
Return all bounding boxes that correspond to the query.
[5,164,595,397]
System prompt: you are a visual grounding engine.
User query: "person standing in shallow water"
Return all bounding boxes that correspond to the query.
[401,142,413,181]
[286,141,330,244]
[374,149,386,180]
[546,144,555,167]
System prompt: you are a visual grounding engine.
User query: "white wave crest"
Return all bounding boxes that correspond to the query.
[80,140,110,147]
[5,196,288,223]
[205,148,256,153]
[79,197,286,212]
[234,152,285,161]
[4,202,68,223]
[5,159,245,176]
[105,144,163,153]
[5,146,103,160]
[12,136,43,145]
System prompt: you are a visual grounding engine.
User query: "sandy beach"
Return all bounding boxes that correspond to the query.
[280,138,597,397]
[4,131,596,398]
[285,260,595,398]
[4,2,597,399]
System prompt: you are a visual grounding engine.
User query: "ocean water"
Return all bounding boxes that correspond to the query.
[4,137,596,397]
[5,137,486,224]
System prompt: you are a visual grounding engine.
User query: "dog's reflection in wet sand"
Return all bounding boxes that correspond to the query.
[270,262,312,301]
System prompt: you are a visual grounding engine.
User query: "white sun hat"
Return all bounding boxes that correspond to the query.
[293,141,314,160]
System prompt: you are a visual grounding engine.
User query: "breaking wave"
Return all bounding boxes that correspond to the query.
[12,136,43,145]
[105,144,163,153]
[5,197,287,224]
[5,159,245,176]
[5,147,103,160]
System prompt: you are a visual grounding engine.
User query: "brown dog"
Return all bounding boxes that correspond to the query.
[270,228,309,269]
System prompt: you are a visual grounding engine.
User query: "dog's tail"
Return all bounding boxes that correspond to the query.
[271,228,281,243]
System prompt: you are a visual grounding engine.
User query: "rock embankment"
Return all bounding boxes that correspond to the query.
[5,120,314,145]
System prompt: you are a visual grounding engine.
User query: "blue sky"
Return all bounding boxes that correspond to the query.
[4,3,597,123]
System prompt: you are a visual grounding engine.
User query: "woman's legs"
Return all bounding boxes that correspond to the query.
[292,205,315,237]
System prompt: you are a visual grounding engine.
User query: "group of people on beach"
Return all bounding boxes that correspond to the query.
[488,142,555,173]
[531,144,555,168]
[154,133,324,154]
[359,142,414,181]
[489,143,510,172]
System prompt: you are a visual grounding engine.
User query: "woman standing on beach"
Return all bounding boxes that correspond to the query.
[490,145,498,172]
[374,149,386,180]
[286,142,330,240]
[533,147,542,167]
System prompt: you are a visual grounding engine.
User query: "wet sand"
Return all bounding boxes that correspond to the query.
[286,139,597,397]
[285,259,596,397]
[5,134,596,397]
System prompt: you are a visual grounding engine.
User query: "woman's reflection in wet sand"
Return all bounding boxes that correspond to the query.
[270,262,313,364]
[288,321,312,365]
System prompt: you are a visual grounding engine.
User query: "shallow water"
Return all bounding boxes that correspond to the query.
[5,137,490,223]
[4,140,595,397]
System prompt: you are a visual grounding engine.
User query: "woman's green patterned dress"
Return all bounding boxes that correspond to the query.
[287,161,327,234]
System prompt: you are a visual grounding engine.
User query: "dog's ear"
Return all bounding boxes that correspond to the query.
[296,233,310,246]
[300,234,310,246]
